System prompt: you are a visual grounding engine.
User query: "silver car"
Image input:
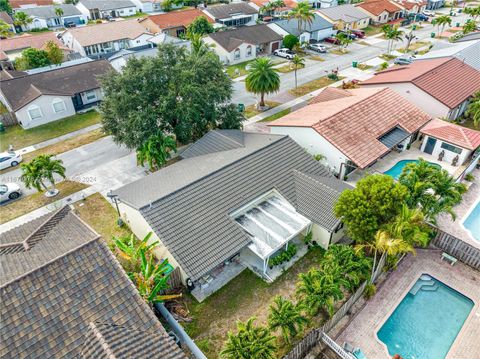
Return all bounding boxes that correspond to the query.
[0,183,22,202]
[308,44,327,53]
[0,151,22,170]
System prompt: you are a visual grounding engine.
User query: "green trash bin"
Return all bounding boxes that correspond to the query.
[430,32,435,38]
[456,22,460,27]
[412,24,417,30]
[0,122,4,133]
[352,61,358,68]
[237,103,245,113]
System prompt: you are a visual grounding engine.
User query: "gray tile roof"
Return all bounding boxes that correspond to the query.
[115,130,349,281]
[208,24,282,52]
[0,11,13,24]
[79,0,136,10]
[181,129,245,158]
[273,14,333,36]
[317,4,370,22]
[0,59,113,112]
[205,2,258,19]
[21,4,82,18]
[0,206,186,359]
[419,40,480,71]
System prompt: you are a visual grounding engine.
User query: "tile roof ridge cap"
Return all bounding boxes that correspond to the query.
[213,130,244,147]
[294,170,343,194]
[87,322,117,359]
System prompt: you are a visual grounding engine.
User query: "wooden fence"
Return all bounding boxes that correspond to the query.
[431,229,480,270]
[167,267,183,289]
[0,112,18,126]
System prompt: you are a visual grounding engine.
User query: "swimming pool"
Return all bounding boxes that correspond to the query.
[383,160,441,180]
[377,274,474,359]
[463,200,480,241]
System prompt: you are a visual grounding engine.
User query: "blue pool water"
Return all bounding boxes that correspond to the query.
[383,160,441,180]
[377,274,473,359]
[463,201,480,241]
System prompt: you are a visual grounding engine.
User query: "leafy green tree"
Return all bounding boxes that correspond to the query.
[0,0,12,14]
[290,54,304,88]
[54,7,64,17]
[462,19,476,34]
[0,19,12,37]
[187,15,214,36]
[334,174,408,243]
[335,32,352,51]
[282,34,299,50]
[45,40,63,64]
[162,0,183,11]
[245,57,280,108]
[64,0,79,4]
[14,11,32,28]
[221,317,277,359]
[15,48,51,70]
[268,296,308,344]
[465,91,480,126]
[434,15,452,36]
[137,132,177,171]
[20,155,66,196]
[100,44,242,147]
[288,1,315,33]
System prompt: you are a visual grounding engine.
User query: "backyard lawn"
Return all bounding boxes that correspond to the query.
[226,60,256,78]
[363,25,384,37]
[289,76,342,97]
[244,101,281,118]
[183,247,328,358]
[397,41,431,53]
[0,181,88,224]
[0,110,102,152]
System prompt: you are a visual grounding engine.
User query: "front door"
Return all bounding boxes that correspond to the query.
[423,137,436,155]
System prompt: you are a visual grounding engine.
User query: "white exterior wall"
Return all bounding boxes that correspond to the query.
[75,2,91,18]
[130,33,154,48]
[24,17,48,30]
[204,37,256,64]
[269,127,349,176]
[61,30,87,56]
[15,95,75,129]
[361,82,450,119]
[310,224,344,249]
[420,135,472,166]
[311,27,334,41]
[118,202,189,283]
[79,88,103,105]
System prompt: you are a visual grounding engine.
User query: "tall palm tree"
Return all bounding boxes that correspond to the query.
[434,15,452,36]
[382,25,404,54]
[268,296,308,343]
[335,32,352,52]
[20,154,66,196]
[389,204,431,247]
[462,19,476,34]
[13,11,32,29]
[465,91,480,126]
[54,7,64,17]
[464,5,480,21]
[260,0,285,16]
[288,1,315,33]
[137,132,177,171]
[221,317,277,359]
[290,54,304,88]
[245,57,280,108]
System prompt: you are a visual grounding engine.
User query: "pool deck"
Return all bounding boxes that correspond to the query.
[437,168,480,249]
[336,249,480,359]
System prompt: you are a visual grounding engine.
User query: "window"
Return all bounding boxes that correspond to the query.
[85,90,97,101]
[246,45,252,57]
[52,98,66,113]
[27,105,42,120]
[378,16,381,21]
[441,142,462,154]
[234,48,240,60]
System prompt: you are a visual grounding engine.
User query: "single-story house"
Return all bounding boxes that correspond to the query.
[76,0,138,20]
[114,130,352,301]
[0,11,15,34]
[131,0,177,13]
[268,14,334,43]
[393,0,427,14]
[316,4,371,30]
[140,9,214,37]
[420,118,480,167]
[268,87,432,179]
[249,0,298,17]
[361,57,480,120]
[418,40,480,71]
[60,18,154,58]
[0,206,186,359]
[204,24,282,64]
[356,0,404,24]
[202,2,259,28]
[15,4,88,31]
[10,0,53,8]
[0,32,68,61]
[0,59,112,128]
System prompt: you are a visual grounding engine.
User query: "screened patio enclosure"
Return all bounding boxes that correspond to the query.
[232,191,311,279]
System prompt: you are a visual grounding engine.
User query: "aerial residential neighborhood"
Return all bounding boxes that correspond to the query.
[0,0,479,358]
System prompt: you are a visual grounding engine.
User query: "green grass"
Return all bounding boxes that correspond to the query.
[120,11,148,19]
[289,76,343,97]
[379,53,396,61]
[397,41,431,53]
[363,25,384,37]
[244,101,280,119]
[225,60,256,78]
[259,108,291,122]
[0,110,102,152]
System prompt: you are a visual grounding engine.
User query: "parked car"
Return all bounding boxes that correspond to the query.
[308,44,327,53]
[0,151,22,170]
[422,9,435,16]
[273,48,295,59]
[0,183,22,202]
[350,30,365,38]
[394,56,413,65]
[64,22,77,28]
[337,30,356,40]
[324,37,341,45]
[415,13,429,21]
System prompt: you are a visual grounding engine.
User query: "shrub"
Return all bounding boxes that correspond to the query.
[327,72,339,81]
[313,153,325,161]
[379,62,389,70]
[341,80,359,89]
[363,283,376,299]
[268,244,297,267]
[283,34,299,50]
[465,173,475,182]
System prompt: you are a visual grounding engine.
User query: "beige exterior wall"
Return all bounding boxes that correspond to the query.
[420,135,472,166]
[15,95,75,129]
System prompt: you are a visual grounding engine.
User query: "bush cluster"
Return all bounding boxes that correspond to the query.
[268,244,297,267]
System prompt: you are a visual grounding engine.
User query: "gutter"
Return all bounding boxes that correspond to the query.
[154,303,207,359]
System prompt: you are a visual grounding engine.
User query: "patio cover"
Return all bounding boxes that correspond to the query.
[378,126,410,148]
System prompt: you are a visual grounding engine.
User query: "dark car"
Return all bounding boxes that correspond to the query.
[350,30,365,38]
[337,30,356,40]
[64,22,77,28]
[324,36,340,45]
[415,13,429,21]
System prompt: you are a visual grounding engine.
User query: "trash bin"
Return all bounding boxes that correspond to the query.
[237,103,245,112]
[430,32,435,38]
[412,24,417,30]
[0,122,4,133]
[352,61,358,68]
[456,22,460,27]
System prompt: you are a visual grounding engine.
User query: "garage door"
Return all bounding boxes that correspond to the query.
[271,41,280,52]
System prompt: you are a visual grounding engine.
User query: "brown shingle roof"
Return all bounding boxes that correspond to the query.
[0,206,186,359]
[208,24,282,52]
[205,2,258,19]
[420,118,480,150]
[269,87,432,168]
[145,8,213,29]
[0,59,113,111]
[361,57,480,109]
[10,0,53,8]
[356,0,403,15]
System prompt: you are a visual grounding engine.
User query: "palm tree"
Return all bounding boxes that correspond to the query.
[403,31,417,53]
[382,25,404,54]
[245,57,280,109]
[462,19,476,34]
[137,132,177,171]
[221,317,277,359]
[464,5,480,21]
[0,20,12,38]
[389,204,431,247]
[54,7,64,17]
[290,54,304,88]
[335,32,352,52]
[465,91,480,126]
[20,154,66,197]
[434,15,452,36]
[13,11,32,29]
[288,1,315,33]
[268,296,308,343]
[356,230,415,283]
[260,0,285,16]
[188,32,211,56]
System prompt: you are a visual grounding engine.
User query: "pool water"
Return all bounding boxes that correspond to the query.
[377,274,473,359]
[463,201,480,241]
[383,160,441,180]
